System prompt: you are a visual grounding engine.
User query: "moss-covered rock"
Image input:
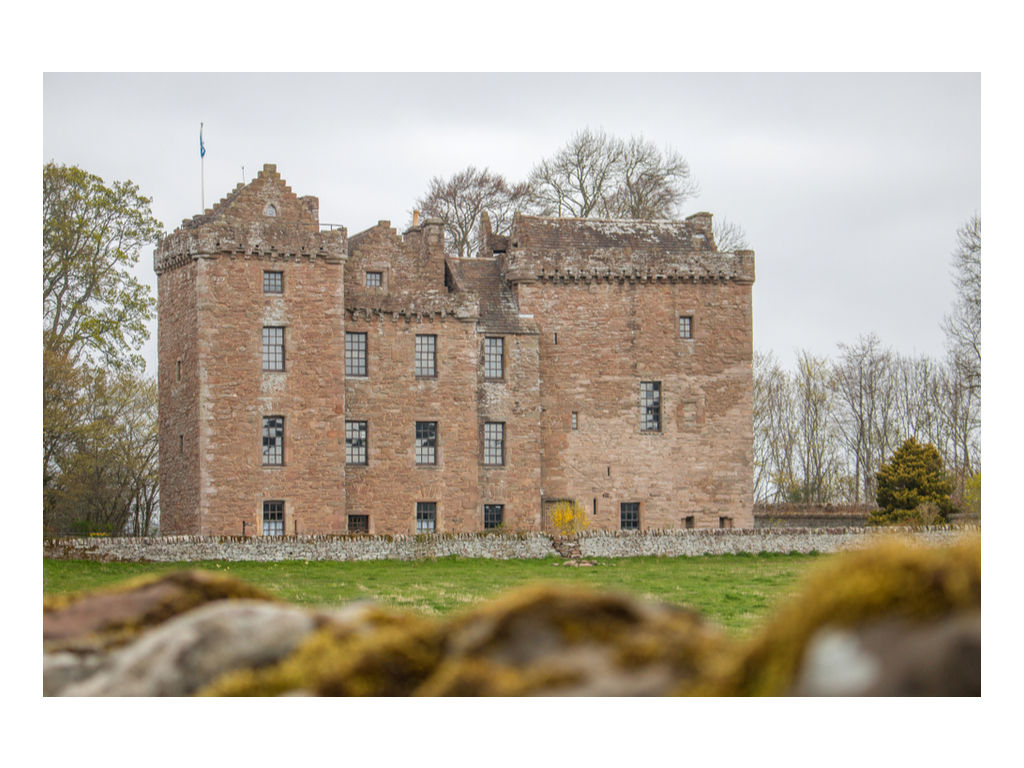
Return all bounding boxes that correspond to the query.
[44,569,275,653]
[682,536,981,695]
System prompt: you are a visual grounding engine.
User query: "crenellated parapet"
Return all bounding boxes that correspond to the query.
[154,222,347,274]
[500,213,755,286]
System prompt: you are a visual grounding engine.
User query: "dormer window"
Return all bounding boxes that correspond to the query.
[265,204,277,217]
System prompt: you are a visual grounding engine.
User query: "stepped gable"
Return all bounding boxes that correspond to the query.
[503,213,754,285]
[155,164,345,274]
[448,257,538,335]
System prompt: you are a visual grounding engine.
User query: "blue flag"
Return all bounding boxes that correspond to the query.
[200,125,206,158]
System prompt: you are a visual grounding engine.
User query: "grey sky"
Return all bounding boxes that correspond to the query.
[43,73,979,375]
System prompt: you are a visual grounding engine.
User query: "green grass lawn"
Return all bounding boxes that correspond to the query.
[43,552,825,635]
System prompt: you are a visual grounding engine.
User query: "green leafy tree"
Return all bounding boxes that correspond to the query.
[43,162,163,370]
[43,163,162,534]
[873,437,953,525]
[44,366,159,536]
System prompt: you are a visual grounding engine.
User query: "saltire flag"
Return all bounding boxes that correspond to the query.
[200,124,206,158]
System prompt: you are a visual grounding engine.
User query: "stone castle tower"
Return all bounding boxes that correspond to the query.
[155,164,755,536]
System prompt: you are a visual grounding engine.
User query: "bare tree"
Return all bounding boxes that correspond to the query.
[528,128,623,218]
[753,350,798,503]
[833,334,896,503]
[793,351,844,503]
[528,129,698,220]
[713,216,750,253]
[604,135,699,219]
[942,214,981,396]
[412,166,531,258]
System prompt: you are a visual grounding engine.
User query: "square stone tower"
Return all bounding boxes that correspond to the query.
[154,165,348,535]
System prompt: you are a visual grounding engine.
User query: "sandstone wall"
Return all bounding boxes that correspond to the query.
[43,526,978,563]
[516,278,754,530]
[156,165,349,536]
[157,260,201,534]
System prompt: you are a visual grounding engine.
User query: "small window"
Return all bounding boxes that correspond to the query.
[640,381,661,431]
[263,500,284,536]
[179,435,183,454]
[416,421,437,465]
[416,502,436,532]
[176,359,181,382]
[348,514,369,534]
[265,204,277,217]
[719,516,734,529]
[571,412,578,431]
[346,332,367,377]
[366,271,382,287]
[484,337,504,380]
[679,315,693,339]
[263,416,284,465]
[415,335,436,377]
[621,502,640,531]
[263,327,284,371]
[264,271,283,294]
[484,422,504,466]
[484,504,504,529]
[684,515,695,529]
[346,421,367,465]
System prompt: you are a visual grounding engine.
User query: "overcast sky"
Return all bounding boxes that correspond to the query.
[43,72,979,375]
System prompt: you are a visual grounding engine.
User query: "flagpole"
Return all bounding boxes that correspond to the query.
[200,123,205,212]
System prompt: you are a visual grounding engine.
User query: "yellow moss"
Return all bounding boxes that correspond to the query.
[200,607,445,697]
[415,658,584,696]
[681,537,981,696]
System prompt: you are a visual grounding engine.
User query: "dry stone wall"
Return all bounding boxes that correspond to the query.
[44,526,977,563]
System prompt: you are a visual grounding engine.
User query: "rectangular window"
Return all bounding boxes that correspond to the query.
[348,514,369,534]
[571,412,578,430]
[719,516,734,529]
[263,500,284,536]
[679,315,692,339]
[484,337,504,380]
[346,421,367,465]
[263,416,284,465]
[346,332,367,377]
[416,502,436,532]
[365,271,382,287]
[483,422,504,466]
[416,421,437,465]
[684,515,695,529]
[263,327,284,371]
[264,271,283,294]
[640,381,661,431]
[621,502,640,531]
[484,504,504,529]
[415,335,436,377]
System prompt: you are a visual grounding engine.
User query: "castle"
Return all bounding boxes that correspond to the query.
[154,164,755,536]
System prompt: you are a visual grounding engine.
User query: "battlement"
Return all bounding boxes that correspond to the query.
[501,213,754,286]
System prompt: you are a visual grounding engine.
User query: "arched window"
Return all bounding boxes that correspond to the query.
[265,204,277,217]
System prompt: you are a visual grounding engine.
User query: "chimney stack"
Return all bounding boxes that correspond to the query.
[412,209,420,227]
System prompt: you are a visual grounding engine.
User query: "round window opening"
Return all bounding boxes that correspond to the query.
[265,204,277,217]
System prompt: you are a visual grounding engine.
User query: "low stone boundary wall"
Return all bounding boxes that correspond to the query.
[44,525,979,563]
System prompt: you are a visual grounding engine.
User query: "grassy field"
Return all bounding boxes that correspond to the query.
[43,552,825,635]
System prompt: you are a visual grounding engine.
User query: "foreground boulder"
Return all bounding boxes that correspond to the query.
[44,538,981,696]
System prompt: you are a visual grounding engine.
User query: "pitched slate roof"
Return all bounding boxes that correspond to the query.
[448,257,538,335]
